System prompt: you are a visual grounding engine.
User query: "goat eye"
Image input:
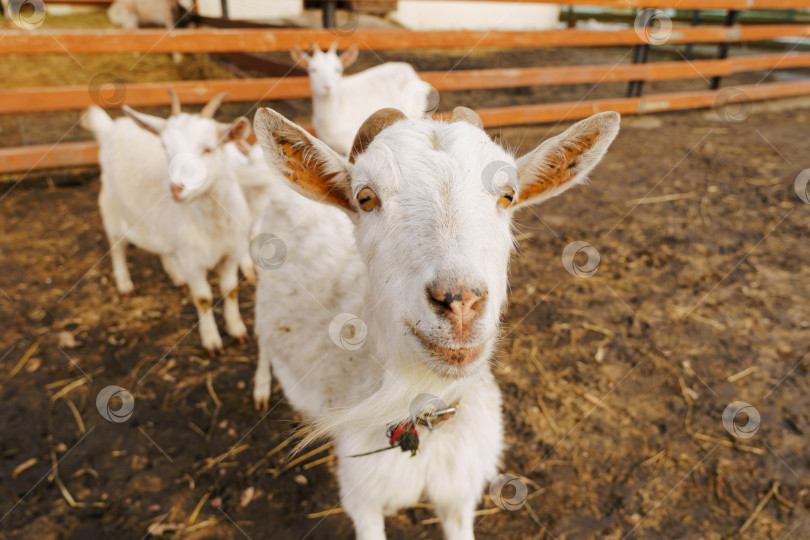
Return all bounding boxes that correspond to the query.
[356,187,378,212]
[498,187,515,209]
[202,147,214,155]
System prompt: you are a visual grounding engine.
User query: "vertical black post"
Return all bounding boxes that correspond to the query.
[322,1,337,29]
[220,0,229,19]
[566,5,575,29]
[627,9,654,98]
[710,10,739,90]
[684,10,701,60]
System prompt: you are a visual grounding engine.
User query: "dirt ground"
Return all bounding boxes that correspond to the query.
[2,12,810,540]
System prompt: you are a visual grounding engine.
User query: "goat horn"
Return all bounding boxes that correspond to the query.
[449,107,483,130]
[328,41,338,54]
[349,108,406,164]
[200,92,228,119]
[312,42,322,54]
[167,88,181,117]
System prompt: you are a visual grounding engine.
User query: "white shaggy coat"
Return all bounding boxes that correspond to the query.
[83,106,251,353]
[294,45,432,156]
[252,107,620,539]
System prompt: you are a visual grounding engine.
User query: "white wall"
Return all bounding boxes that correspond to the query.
[393,1,560,31]
[193,0,302,20]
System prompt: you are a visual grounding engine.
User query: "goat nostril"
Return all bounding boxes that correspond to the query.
[427,284,486,319]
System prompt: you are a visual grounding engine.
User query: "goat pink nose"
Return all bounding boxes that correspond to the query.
[170,184,183,200]
[427,281,487,327]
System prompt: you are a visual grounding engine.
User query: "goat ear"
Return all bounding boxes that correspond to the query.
[122,106,167,135]
[512,112,620,210]
[339,45,359,68]
[254,108,355,213]
[291,45,310,68]
[218,117,251,144]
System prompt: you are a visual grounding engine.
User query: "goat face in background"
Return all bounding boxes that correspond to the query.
[123,91,251,202]
[255,107,620,378]
[291,42,359,99]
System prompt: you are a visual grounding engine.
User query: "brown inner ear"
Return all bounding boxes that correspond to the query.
[517,132,598,203]
[273,133,352,210]
[349,108,406,164]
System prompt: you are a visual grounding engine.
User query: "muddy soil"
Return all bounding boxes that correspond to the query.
[2,12,810,540]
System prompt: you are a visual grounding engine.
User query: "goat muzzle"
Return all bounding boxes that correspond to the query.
[426,279,487,341]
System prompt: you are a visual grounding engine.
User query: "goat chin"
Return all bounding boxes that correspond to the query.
[295,356,490,453]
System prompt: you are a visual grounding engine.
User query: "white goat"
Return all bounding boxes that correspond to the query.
[226,142,279,245]
[252,105,620,539]
[83,91,252,354]
[292,42,432,156]
[108,0,177,29]
[107,0,183,62]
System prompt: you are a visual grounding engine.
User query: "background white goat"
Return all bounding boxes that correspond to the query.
[107,0,184,62]
[292,42,433,156]
[82,91,252,354]
[252,105,620,539]
[107,0,178,29]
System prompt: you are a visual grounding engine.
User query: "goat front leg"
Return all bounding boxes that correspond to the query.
[253,342,272,411]
[340,477,387,540]
[160,253,186,287]
[218,257,248,342]
[182,264,222,355]
[344,506,386,540]
[239,253,257,285]
[109,238,135,296]
[435,501,475,540]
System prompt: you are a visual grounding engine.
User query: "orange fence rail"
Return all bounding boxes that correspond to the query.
[3,3,810,175]
[3,25,810,55]
[7,79,810,175]
[3,51,810,114]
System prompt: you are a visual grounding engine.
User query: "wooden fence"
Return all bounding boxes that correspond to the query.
[2,0,810,175]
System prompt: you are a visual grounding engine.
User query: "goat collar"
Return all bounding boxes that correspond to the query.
[350,401,459,458]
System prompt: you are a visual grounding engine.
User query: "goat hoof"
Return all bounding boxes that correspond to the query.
[207,348,216,358]
[236,334,250,345]
[254,398,269,411]
[120,290,136,298]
